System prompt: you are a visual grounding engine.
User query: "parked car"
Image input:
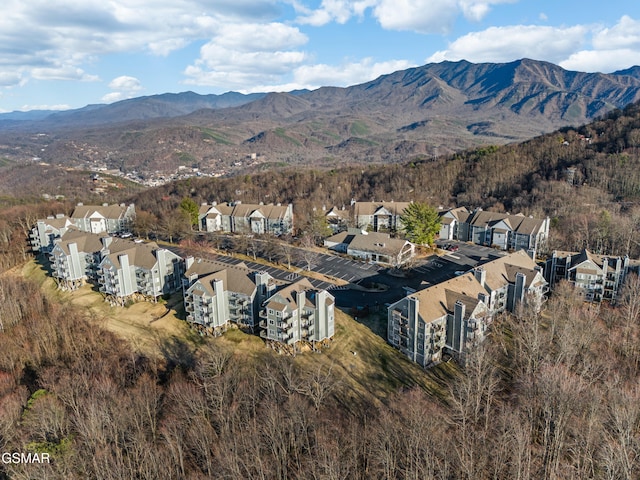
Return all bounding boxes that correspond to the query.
[450,245,459,252]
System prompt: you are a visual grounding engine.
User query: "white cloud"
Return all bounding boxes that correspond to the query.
[0,0,280,84]
[428,25,588,64]
[214,22,307,51]
[102,75,143,103]
[458,1,518,23]
[592,15,640,50]
[426,16,640,73]
[0,71,24,87]
[291,58,416,88]
[373,0,458,34]
[297,0,515,33]
[102,92,127,103]
[559,16,640,72]
[296,0,376,26]
[108,76,143,91]
[233,58,416,93]
[19,104,71,111]
[183,22,308,88]
[31,66,99,82]
[560,49,640,73]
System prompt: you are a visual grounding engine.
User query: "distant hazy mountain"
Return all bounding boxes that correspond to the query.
[0,91,266,128]
[2,59,640,173]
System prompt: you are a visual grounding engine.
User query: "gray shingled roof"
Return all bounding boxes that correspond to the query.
[71,204,131,220]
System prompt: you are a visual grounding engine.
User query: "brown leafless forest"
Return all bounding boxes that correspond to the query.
[1,269,640,479]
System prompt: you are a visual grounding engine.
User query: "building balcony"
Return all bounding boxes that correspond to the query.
[259,329,268,339]
[259,320,268,329]
[259,310,268,319]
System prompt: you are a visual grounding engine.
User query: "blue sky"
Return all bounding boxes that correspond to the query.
[1,0,640,112]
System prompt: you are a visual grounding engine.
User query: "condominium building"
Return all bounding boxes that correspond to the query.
[70,203,136,234]
[49,229,105,290]
[96,237,184,303]
[324,229,416,266]
[182,257,275,331]
[30,215,75,253]
[388,250,548,367]
[543,249,640,303]
[31,203,135,252]
[259,278,335,345]
[353,201,411,232]
[439,207,550,258]
[198,201,293,235]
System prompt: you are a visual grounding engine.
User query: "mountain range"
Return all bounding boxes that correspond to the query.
[2,58,640,176]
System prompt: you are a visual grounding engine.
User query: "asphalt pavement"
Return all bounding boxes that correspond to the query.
[170,237,507,312]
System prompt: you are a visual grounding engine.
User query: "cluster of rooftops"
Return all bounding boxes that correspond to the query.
[30,203,334,347]
[28,201,640,366]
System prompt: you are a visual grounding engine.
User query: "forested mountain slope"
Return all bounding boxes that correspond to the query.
[132,101,640,257]
[2,59,640,174]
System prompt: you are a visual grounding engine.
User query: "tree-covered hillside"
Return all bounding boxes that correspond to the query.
[131,101,640,257]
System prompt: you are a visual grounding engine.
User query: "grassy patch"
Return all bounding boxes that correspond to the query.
[350,121,370,136]
[177,151,196,164]
[199,127,233,145]
[348,136,378,146]
[274,127,302,146]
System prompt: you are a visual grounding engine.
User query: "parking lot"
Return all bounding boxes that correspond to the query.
[173,238,508,313]
[409,240,506,289]
[294,252,384,283]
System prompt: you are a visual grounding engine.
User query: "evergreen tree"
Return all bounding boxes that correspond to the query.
[400,202,440,245]
[179,197,200,229]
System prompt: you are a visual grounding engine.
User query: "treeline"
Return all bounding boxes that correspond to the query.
[0,200,70,273]
[2,273,640,479]
[129,101,640,256]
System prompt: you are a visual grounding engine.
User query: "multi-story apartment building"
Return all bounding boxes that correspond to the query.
[198,201,294,235]
[439,207,550,259]
[30,214,75,253]
[96,237,184,303]
[259,278,335,346]
[388,250,548,367]
[182,257,275,332]
[325,206,351,233]
[471,249,548,314]
[70,203,136,234]
[353,201,411,232]
[438,207,471,242]
[49,229,105,290]
[31,203,135,253]
[388,274,489,366]
[543,249,640,303]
